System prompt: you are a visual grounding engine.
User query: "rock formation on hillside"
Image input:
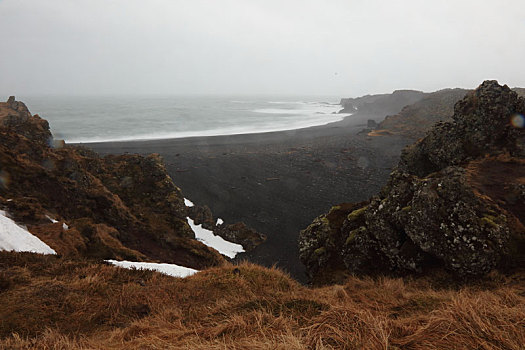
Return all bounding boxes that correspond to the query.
[0,96,52,145]
[300,81,525,284]
[188,205,266,251]
[0,97,225,269]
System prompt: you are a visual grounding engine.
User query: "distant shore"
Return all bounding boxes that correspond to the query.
[84,113,411,281]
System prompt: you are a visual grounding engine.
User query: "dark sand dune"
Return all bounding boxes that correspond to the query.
[86,115,411,282]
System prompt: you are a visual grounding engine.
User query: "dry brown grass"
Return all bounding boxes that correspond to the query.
[1,251,524,349]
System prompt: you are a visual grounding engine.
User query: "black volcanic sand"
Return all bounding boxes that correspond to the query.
[85,116,411,282]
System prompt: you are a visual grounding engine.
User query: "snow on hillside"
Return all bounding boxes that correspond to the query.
[106,260,198,278]
[187,217,244,258]
[0,210,56,255]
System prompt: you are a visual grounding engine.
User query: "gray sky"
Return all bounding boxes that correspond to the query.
[0,0,524,97]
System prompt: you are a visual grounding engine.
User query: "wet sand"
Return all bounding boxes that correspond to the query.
[84,115,411,282]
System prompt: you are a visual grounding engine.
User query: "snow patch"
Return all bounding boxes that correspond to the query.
[106,260,198,278]
[184,198,194,207]
[216,218,224,225]
[0,211,56,255]
[187,217,244,258]
[62,223,69,230]
[46,215,58,224]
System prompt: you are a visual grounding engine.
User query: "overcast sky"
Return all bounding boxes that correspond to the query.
[0,0,524,97]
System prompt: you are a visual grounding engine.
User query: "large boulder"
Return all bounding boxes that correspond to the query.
[300,81,525,283]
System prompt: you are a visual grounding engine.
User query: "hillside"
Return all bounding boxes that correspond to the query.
[300,81,525,285]
[1,251,524,349]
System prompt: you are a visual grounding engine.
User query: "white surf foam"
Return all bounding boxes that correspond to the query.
[67,112,350,144]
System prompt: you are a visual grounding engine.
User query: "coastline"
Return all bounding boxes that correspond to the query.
[65,111,351,144]
[84,113,411,281]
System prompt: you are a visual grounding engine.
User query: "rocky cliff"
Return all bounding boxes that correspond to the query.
[300,81,525,284]
[0,97,225,269]
[369,87,524,139]
[340,89,425,117]
[372,88,469,138]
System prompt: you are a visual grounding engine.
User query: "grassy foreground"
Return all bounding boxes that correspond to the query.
[0,252,524,349]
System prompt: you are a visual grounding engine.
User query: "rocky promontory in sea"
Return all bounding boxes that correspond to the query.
[300,81,525,284]
[0,97,264,269]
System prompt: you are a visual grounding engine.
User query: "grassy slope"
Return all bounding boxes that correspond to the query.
[1,252,524,349]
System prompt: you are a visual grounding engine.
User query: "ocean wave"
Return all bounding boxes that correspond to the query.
[267,101,332,105]
[252,108,305,115]
[254,102,343,116]
[67,113,352,144]
[267,101,307,105]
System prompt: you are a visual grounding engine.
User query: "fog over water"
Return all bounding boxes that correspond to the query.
[1,0,524,97]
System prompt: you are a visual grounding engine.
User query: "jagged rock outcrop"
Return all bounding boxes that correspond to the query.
[0,97,52,145]
[214,222,266,251]
[0,97,225,269]
[188,205,215,230]
[300,81,525,284]
[188,204,266,251]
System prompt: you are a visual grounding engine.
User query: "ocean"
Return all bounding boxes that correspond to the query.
[20,95,349,143]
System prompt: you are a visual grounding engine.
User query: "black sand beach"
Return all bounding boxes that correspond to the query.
[85,115,411,282]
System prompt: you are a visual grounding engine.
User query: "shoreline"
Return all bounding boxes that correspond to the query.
[67,110,355,145]
[66,111,352,145]
[77,110,376,148]
[84,113,411,282]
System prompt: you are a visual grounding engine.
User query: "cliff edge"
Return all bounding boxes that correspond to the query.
[0,97,225,269]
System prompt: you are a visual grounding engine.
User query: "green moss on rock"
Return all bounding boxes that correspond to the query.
[346,206,368,222]
[345,226,366,245]
[480,215,499,229]
[314,247,326,256]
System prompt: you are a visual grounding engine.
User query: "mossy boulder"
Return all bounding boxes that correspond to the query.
[300,81,525,283]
